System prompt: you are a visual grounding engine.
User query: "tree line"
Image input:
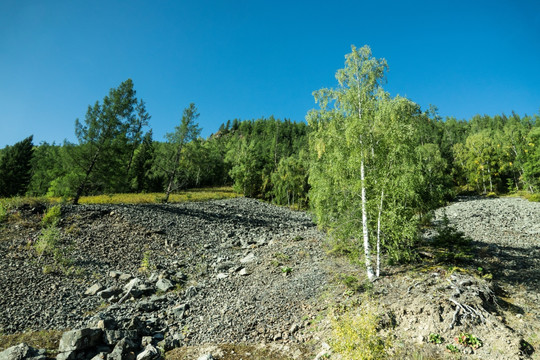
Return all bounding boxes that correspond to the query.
[1,46,538,279]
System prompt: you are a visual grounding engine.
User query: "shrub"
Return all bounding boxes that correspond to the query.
[35,227,61,257]
[0,204,7,223]
[331,304,391,359]
[41,205,61,227]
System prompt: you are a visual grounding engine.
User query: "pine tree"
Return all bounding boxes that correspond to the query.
[0,136,34,197]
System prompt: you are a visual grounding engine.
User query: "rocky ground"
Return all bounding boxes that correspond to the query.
[0,196,539,359]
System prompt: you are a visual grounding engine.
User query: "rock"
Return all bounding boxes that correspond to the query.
[109,270,122,278]
[185,286,197,298]
[216,273,228,279]
[84,283,104,296]
[103,329,139,345]
[0,343,46,360]
[108,338,138,360]
[155,278,174,292]
[169,303,189,320]
[136,344,159,360]
[157,337,179,351]
[90,353,108,360]
[98,286,122,300]
[137,300,157,312]
[197,355,214,360]
[58,328,103,352]
[119,273,133,281]
[238,268,250,276]
[240,252,256,264]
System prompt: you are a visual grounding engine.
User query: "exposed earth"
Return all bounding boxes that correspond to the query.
[0,196,539,359]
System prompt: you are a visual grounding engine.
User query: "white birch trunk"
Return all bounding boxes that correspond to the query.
[376,189,384,278]
[361,155,375,281]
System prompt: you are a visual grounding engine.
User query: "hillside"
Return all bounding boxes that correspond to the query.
[0,197,539,359]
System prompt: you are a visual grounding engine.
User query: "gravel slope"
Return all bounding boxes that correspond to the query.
[0,198,330,347]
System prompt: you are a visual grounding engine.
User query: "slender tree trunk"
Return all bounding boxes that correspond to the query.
[73,150,100,205]
[164,144,183,203]
[361,154,375,281]
[376,189,384,278]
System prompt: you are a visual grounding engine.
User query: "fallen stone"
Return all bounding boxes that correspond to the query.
[136,344,159,360]
[238,268,250,276]
[169,303,189,320]
[240,252,256,264]
[98,286,122,300]
[155,278,174,292]
[84,283,104,296]
[103,329,139,345]
[119,273,133,281]
[216,273,228,279]
[0,343,47,360]
[58,328,103,352]
[108,338,138,360]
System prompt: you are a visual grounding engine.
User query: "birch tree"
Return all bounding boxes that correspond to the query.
[308,45,439,280]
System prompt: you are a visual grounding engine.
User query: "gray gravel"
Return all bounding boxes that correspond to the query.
[0,198,330,345]
[433,196,540,291]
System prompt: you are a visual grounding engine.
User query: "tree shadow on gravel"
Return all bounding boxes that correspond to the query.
[143,203,314,231]
[472,240,540,292]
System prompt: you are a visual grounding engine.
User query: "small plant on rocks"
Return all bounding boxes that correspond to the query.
[446,344,460,353]
[428,333,443,344]
[456,332,483,349]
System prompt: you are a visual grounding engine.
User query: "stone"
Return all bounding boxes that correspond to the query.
[197,355,214,360]
[240,252,256,264]
[137,300,157,312]
[98,286,122,300]
[156,278,174,292]
[0,343,46,360]
[136,344,159,360]
[84,283,104,296]
[119,273,133,281]
[58,328,103,352]
[108,338,138,360]
[109,270,122,278]
[216,273,228,279]
[103,329,139,345]
[90,353,108,360]
[169,303,189,320]
[185,286,197,298]
[238,268,250,276]
[157,337,179,351]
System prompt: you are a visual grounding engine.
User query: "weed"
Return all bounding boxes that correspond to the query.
[428,333,443,344]
[330,303,391,359]
[456,333,482,349]
[273,252,290,262]
[138,251,153,274]
[34,227,61,258]
[339,274,363,293]
[446,344,460,353]
[281,266,293,274]
[0,204,7,223]
[41,205,61,227]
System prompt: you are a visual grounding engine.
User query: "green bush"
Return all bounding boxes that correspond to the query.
[41,205,61,227]
[35,226,61,257]
[331,305,391,359]
[0,204,7,223]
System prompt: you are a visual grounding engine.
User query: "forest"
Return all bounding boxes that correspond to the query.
[1,46,539,278]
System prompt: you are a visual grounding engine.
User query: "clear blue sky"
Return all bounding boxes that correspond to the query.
[1,0,539,147]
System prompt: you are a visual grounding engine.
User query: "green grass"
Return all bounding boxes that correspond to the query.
[0,187,241,206]
[0,329,62,353]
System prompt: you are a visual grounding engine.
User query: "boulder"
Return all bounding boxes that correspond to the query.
[0,343,46,360]
[58,328,103,352]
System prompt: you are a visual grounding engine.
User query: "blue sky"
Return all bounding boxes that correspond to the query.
[1,0,539,147]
